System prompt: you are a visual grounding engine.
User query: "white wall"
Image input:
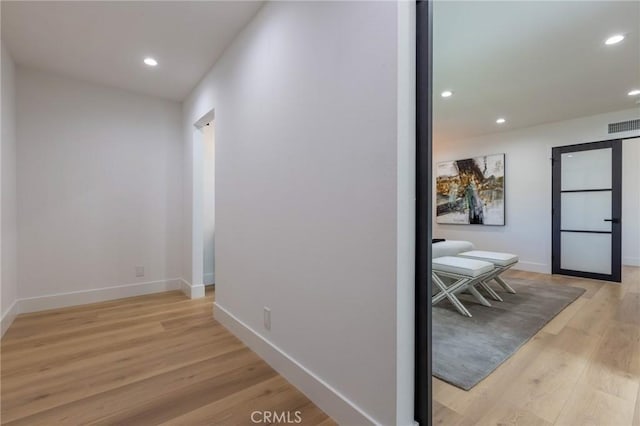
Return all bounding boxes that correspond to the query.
[622,137,640,266]
[182,2,414,424]
[203,123,215,284]
[16,68,183,307]
[1,42,18,331]
[434,108,640,273]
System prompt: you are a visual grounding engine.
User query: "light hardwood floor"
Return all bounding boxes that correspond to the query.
[0,287,336,425]
[434,266,640,426]
[3,269,638,425]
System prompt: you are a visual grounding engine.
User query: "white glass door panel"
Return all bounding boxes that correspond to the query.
[552,140,621,282]
[561,191,612,232]
[561,233,611,275]
[561,148,612,191]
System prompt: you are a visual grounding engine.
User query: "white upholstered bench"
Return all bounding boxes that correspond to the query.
[432,256,496,317]
[457,250,519,299]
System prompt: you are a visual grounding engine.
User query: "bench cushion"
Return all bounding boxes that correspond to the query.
[432,240,475,258]
[458,250,519,267]
[432,256,494,277]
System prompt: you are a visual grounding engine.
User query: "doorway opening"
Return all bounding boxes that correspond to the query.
[202,121,215,289]
[419,0,639,424]
[188,109,215,299]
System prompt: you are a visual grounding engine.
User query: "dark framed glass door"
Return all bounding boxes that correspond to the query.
[552,139,622,282]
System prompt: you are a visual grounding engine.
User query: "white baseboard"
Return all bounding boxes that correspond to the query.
[624,257,640,267]
[512,261,550,274]
[214,302,376,426]
[18,278,183,314]
[180,279,205,299]
[1,299,19,337]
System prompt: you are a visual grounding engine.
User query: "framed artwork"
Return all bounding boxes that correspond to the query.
[436,153,505,225]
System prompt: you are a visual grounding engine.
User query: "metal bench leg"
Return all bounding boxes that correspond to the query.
[479,281,503,302]
[495,275,517,294]
[432,275,472,317]
[467,285,492,307]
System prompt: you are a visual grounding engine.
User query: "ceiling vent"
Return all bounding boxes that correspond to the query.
[608,119,640,134]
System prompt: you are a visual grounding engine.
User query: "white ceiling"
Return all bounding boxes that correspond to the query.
[2,1,637,124]
[1,1,263,101]
[434,1,640,142]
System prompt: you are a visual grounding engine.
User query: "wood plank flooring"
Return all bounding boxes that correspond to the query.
[1,287,336,425]
[3,268,638,425]
[433,267,640,426]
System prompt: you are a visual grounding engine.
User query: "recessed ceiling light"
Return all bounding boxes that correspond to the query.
[496,118,506,124]
[604,34,625,45]
[441,90,453,98]
[628,89,640,96]
[143,57,158,67]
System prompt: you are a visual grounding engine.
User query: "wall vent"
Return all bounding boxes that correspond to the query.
[608,119,640,134]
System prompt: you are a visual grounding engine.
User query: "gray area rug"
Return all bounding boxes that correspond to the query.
[433,278,585,390]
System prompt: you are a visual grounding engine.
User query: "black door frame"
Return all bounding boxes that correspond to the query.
[551,139,623,282]
[415,0,432,424]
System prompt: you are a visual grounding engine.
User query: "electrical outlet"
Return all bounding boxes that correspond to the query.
[263,307,271,330]
[135,266,144,277]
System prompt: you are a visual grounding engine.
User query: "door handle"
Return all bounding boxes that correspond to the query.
[604,218,620,223]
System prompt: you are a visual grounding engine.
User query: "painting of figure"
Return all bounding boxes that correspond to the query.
[436,154,505,225]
